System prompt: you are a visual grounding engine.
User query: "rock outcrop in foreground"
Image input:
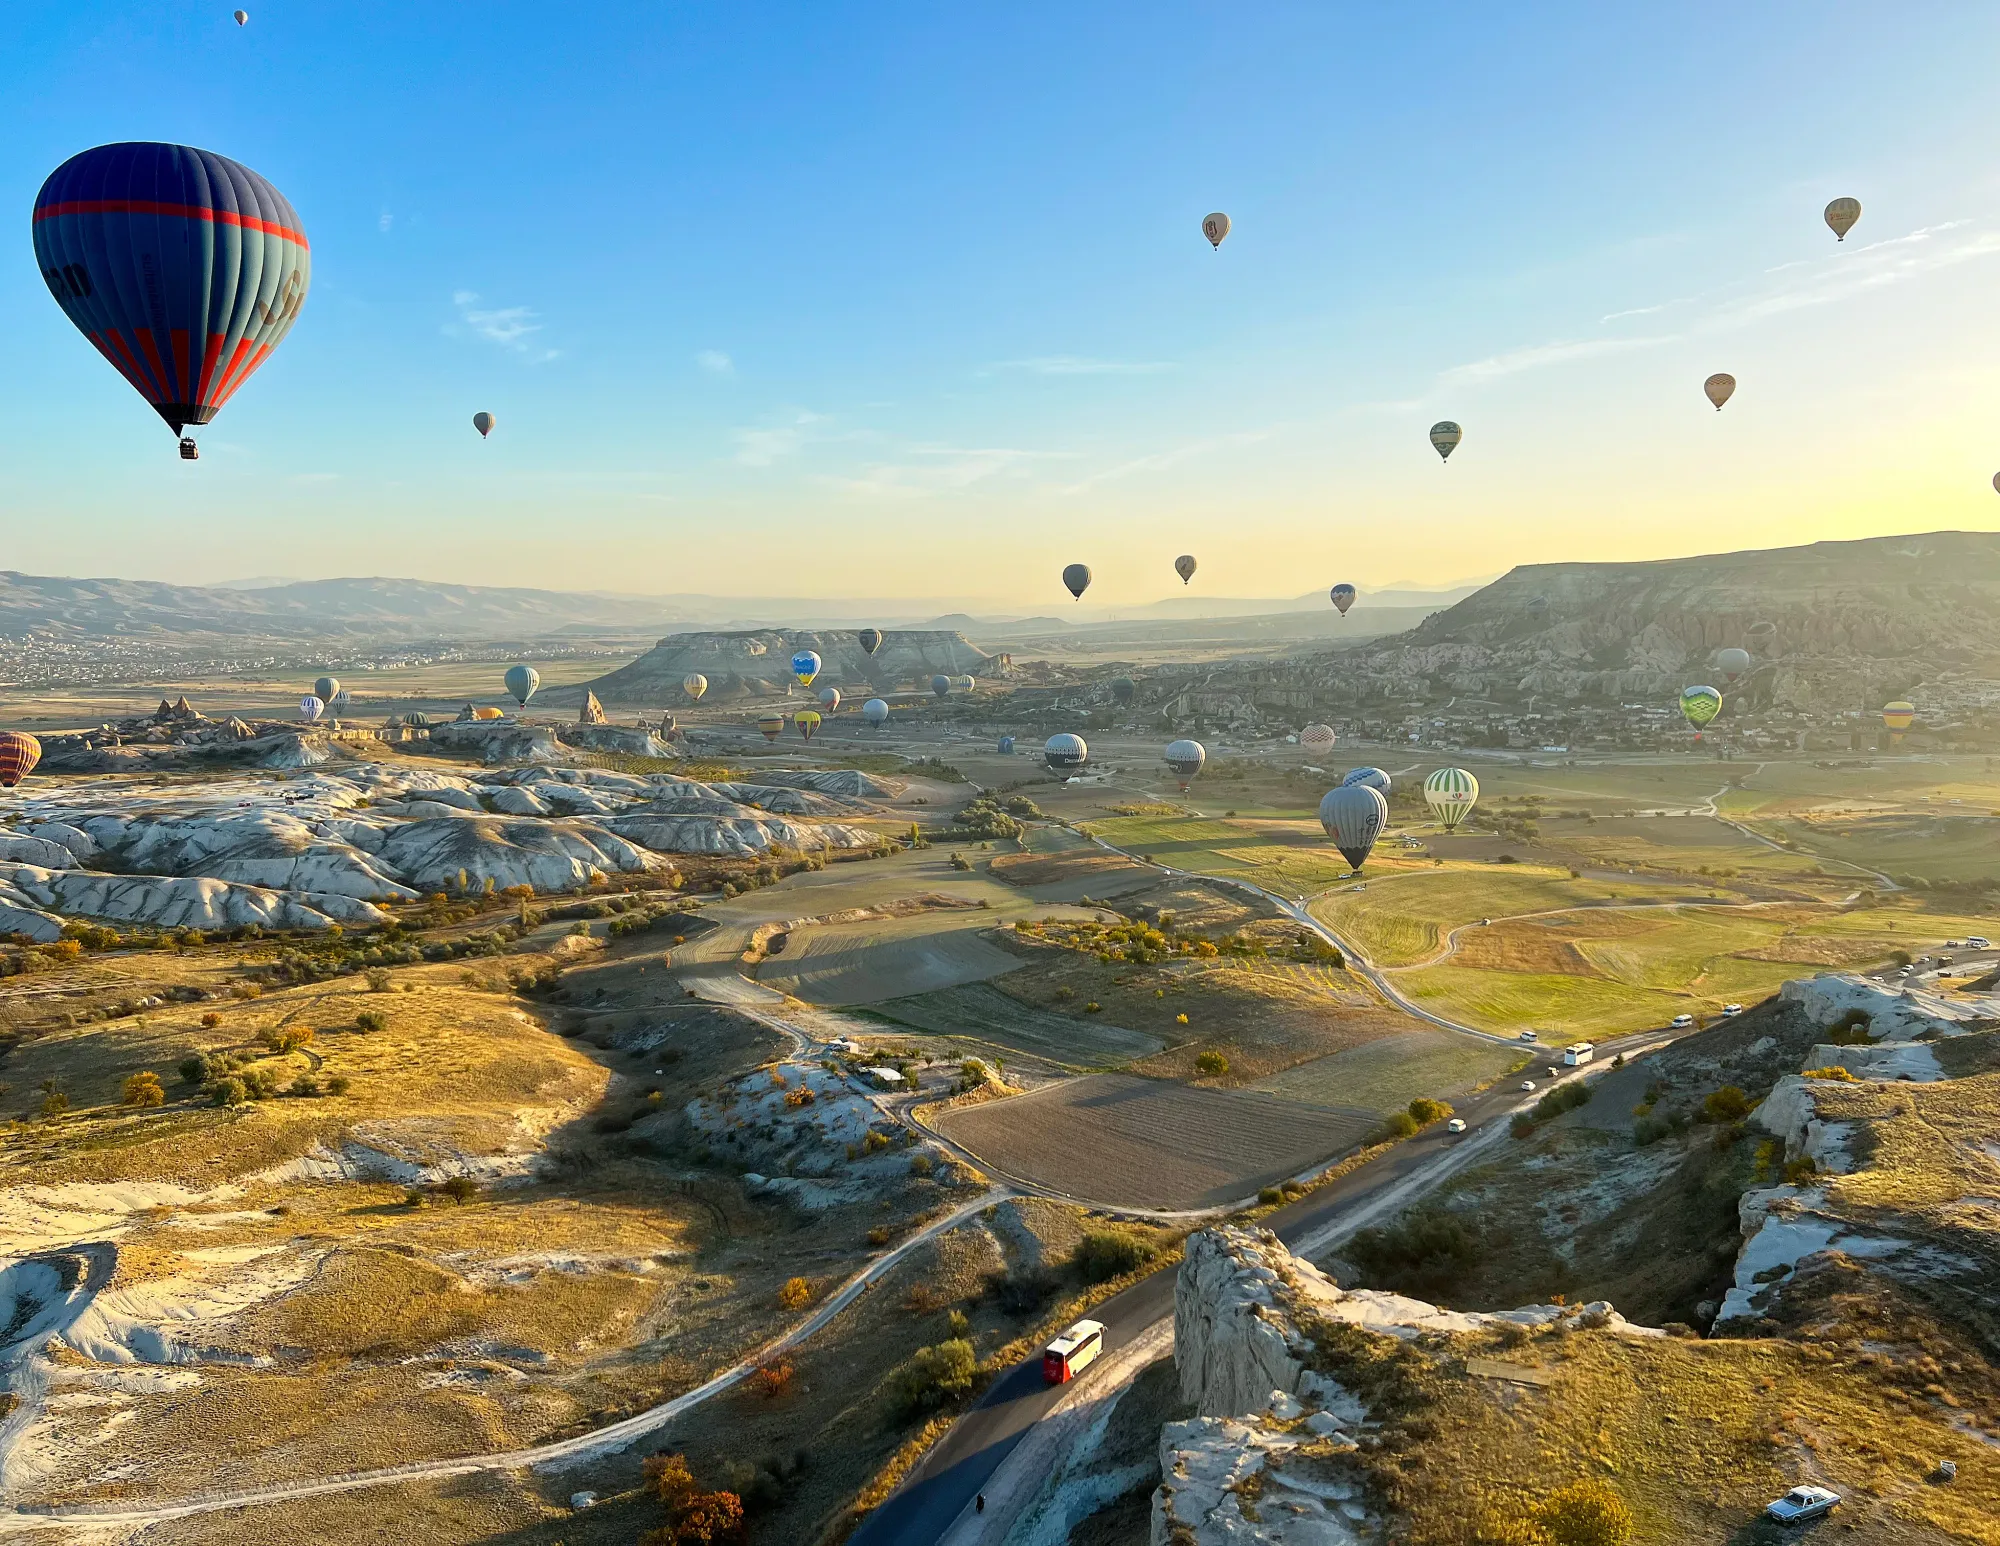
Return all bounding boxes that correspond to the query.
[1158,1228,1637,1544]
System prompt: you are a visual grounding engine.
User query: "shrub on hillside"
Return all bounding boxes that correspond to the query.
[887,1338,978,1417]
[1346,1208,1481,1298]
[439,1175,479,1204]
[1076,1229,1159,1282]
[200,1011,222,1028]
[1532,1478,1634,1546]
[1407,1097,1454,1126]
[1194,1050,1229,1077]
[1700,1085,1752,1123]
[354,1010,387,1034]
[121,1071,165,1107]
[1510,1112,1536,1139]
[777,1277,814,1310]
[1531,1082,1592,1123]
[1380,1110,1421,1141]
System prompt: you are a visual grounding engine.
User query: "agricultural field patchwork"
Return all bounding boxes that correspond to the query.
[1250,1030,1527,1116]
[863,981,1165,1069]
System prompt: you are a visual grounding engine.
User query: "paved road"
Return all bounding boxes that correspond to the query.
[848,1032,1664,1546]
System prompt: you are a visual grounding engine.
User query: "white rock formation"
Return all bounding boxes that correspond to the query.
[1779,972,1996,1038]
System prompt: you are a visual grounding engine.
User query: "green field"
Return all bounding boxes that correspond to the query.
[1089,811,1376,894]
[1250,1031,1526,1115]
[1396,965,1694,1039]
[1309,866,1654,967]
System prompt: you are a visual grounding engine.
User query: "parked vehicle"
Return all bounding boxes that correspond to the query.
[1043,1319,1106,1384]
[1765,1485,1840,1524]
[1517,1029,1539,1042]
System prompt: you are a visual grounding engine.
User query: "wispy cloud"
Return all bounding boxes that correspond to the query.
[1598,300,1685,323]
[985,355,1177,377]
[449,290,560,361]
[697,349,735,376]
[734,411,829,467]
[1714,220,2000,326]
[1440,335,1673,386]
[824,445,1073,499]
[1054,426,1280,495]
[378,209,393,234]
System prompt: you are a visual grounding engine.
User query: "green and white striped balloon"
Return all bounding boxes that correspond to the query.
[1423,767,1480,832]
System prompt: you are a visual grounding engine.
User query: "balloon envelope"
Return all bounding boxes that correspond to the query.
[473,412,494,438]
[1429,422,1462,461]
[1704,373,1736,410]
[794,710,822,741]
[1175,554,1197,585]
[932,674,951,699]
[683,673,708,700]
[1342,766,1391,795]
[756,713,785,743]
[312,676,339,704]
[0,732,44,789]
[1202,212,1230,248]
[857,628,883,655]
[1062,563,1091,599]
[233,10,248,22]
[790,650,821,686]
[1423,767,1479,832]
[1044,733,1088,771]
[1111,677,1135,706]
[1681,685,1723,733]
[1714,647,1751,683]
[998,735,1016,755]
[1882,701,1915,732]
[1164,739,1206,786]
[34,143,309,438]
[818,687,841,713]
[1299,723,1336,754]
[299,695,323,722]
[1824,197,1861,241]
[503,665,539,706]
[862,698,889,725]
[1330,584,1357,615]
[1319,784,1388,870]
[952,675,976,695]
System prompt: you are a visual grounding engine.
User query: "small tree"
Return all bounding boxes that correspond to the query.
[200,1011,222,1028]
[355,1009,387,1034]
[365,968,393,992]
[178,1054,209,1085]
[1076,1229,1158,1282]
[777,1277,814,1310]
[1701,1086,1752,1123]
[1194,1050,1229,1077]
[1408,1097,1454,1127]
[122,1071,165,1107]
[888,1339,977,1415]
[1533,1478,1634,1546]
[440,1175,479,1204]
[39,1080,70,1118]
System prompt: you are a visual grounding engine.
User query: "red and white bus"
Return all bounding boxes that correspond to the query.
[1043,1318,1106,1384]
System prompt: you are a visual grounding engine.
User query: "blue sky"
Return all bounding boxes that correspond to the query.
[8,3,2000,603]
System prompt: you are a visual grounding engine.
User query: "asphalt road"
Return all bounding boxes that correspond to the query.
[847,1031,1660,1545]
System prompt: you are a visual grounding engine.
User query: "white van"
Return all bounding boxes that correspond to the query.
[1563,1043,1594,1066]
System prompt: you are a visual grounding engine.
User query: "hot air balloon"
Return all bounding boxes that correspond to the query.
[1330,584,1356,616]
[1680,685,1723,739]
[299,695,324,723]
[683,673,708,701]
[862,698,889,726]
[953,675,976,695]
[1045,733,1088,772]
[790,650,821,687]
[1202,212,1230,249]
[1175,555,1197,585]
[1299,724,1336,754]
[1062,563,1092,600]
[1429,422,1462,462]
[757,712,785,743]
[330,689,352,714]
[1165,739,1206,790]
[1111,677,1136,707]
[473,411,494,439]
[1319,784,1388,872]
[1824,197,1861,242]
[818,686,841,714]
[1992,472,1999,496]
[1704,374,1735,411]
[794,710,822,742]
[0,732,44,789]
[1714,647,1751,684]
[233,9,248,22]
[312,676,339,704]
[1747,620,1779,649]
[472,705,504,721]
[857,628,883,656]
[931,675,951,699]
[998,735,1016,755]
[1342,767,1391,795]
[1882,701,1915,744]
[504,665,539,706]
[1423,767,1479,832]
[405,711,431,729]
[34,143,310,459]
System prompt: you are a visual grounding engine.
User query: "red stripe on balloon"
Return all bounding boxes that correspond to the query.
[211,337,260,405]
[195,333,227,405]
[103,331,163,403]
[31,199,309,250]
[213,341,274,407]
[135,329,173,403]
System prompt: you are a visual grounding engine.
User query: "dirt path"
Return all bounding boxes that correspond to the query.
[0,1191,1006,1536]
[1385,895,1802,973]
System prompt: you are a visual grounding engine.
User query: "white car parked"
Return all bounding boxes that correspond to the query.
[1765,1485,1839,1524]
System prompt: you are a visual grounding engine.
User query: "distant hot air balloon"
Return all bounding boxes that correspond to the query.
[757,712,785,743]
[1110,677,1136,707]
[1882,701,1915,744]
[1992,472,2000,496]
[794,710,822,742]
[1330,584,1357,616]
[818,686,841,714]
[34,143,309,458]
[1165,739,1206,790]
[1704,374,1736,411]
[1299,724,1336,754]
[1062,563,1092,600]
[312,676,339,704]
[405,711,431,729]
[1343,766,1391,795]
[1319,784,1388,871]
[1824,197,1861,242]
[1202,212,1230,249]
[862,698,889,726]
[1044,733,1088,772]
[299,695,324,723]
[1714,647,1751,684]
[504,664,539,706]
[998,734,1016,755]
[791,650,821,687]
[473,412,494,439]
[472,705,504,721]
[683,673,708,701]
[1681,685,1723,739]
[233,9,248,22]
[1747,620,1779,650]
[1429,422,1462,462]
[1175,555,1197,585]
[857,628,884,656]
[0,732,44,789]
[1423,767,1479,832]
[932,675,952,699]
[330,689,352,714]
